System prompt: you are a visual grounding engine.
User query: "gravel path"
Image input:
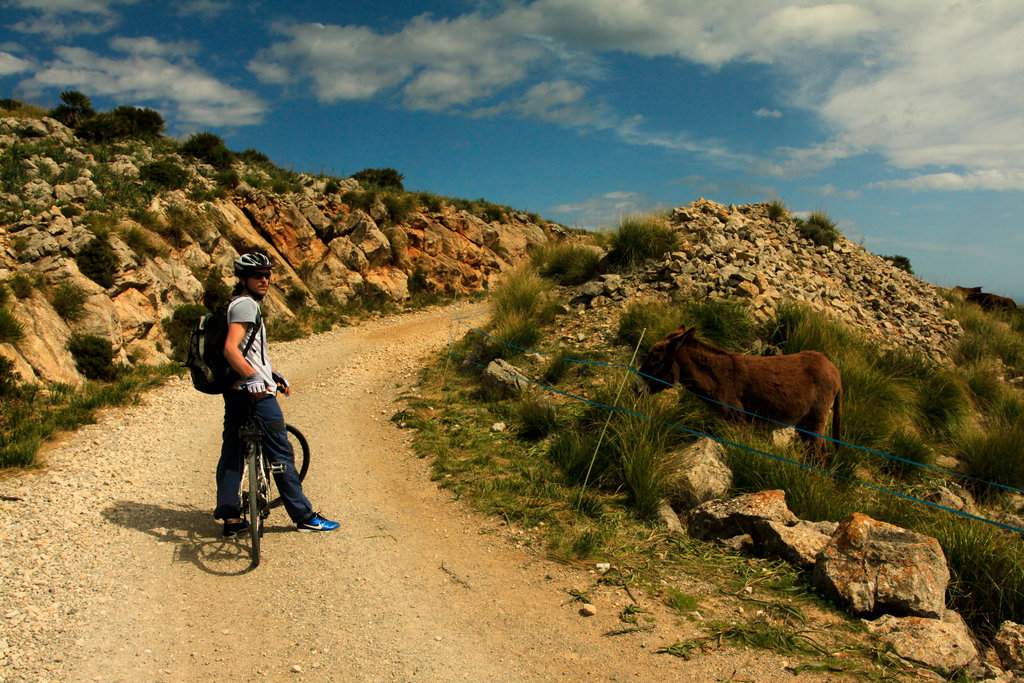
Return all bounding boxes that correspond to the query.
[0,303,832,682]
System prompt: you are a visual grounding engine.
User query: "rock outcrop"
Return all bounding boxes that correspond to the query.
[0,116,559,385]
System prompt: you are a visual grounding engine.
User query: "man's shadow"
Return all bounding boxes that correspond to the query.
[102,500,294,576]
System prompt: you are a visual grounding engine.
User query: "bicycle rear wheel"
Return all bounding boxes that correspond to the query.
[268,424,311,509]
[247,450,262,567]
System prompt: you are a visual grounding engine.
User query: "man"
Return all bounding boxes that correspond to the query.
[214,252,339,536]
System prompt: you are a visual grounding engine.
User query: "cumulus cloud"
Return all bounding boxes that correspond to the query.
[0,50,33,76]
[4,0,137,38]
[867,170,1024,192]
[251,1,1024,191]
[20,41,265,127]
[754,108,782,119]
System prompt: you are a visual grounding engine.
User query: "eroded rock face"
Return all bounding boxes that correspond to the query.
[668,438,732,509]
[756,519,836,569]
[0,116,559,384]
[813,513,949,618]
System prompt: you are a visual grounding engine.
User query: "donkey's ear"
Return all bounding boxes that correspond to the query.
[667,326,695,352]
[680,327,697,343]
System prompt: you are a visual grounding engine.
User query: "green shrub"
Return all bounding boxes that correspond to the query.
[341,189,378,214]
[490,310,544,358]
[352,167,404,191]
[214,168,240,189]
[408,264,430,296]
[0,306,24,343]
[49,282,88,321]
[548,430,609,486]
[767,195,788,222]
[75,235,119,289]
[120,225,164,260]
[164,304,208,361]
[0,355,17,396]
[157,205,206,247]
[610,410,678,521]
[493,265,550,322]
[201,268,231,311]
[9,273,36,299]
[531,243,601,286]
[68,334,118,381]
[139,159,189,190]
[324,179,340,194]
[516,397,559,440]
[682,299,756,351]
[416,192,445,212]
[882,254,914,275]
[285,288,308,310]
[797,210,841,248]
[237,148,270,165]
[75,106,165,142]
[48,90,96,127]
[181,132,234,169]
[957,418,1024,501]
[606,215,678,268]
[381,192,417,225]
[616,300,683,356]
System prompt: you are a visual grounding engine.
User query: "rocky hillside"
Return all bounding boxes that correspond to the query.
[0,115,561,386]
[570,198,964,364]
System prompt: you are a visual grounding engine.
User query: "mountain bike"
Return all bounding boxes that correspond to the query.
[238,400,310,567]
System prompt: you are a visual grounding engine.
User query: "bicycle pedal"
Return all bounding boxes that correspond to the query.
[269,463,286,474]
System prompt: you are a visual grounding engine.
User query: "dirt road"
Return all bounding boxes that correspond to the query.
[1,304,819,681]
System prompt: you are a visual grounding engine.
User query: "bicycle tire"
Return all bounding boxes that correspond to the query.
[247,449,261,567]
[267,424,311,509]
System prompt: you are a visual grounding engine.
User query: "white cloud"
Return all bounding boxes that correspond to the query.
[4,0,136,38]
[754,108,782,119]
[867,170,1024,192]
[0,50,33,76]
[549,190,663,229]
[20,41,265,127]
[814,182,862,200]
[176,0,229,18]
[251,1,1024,191]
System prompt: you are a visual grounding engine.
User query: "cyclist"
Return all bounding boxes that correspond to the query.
[214,252,340,536]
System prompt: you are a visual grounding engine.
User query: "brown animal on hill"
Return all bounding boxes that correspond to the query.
[954,286,1018,312]
[633,326,842,464]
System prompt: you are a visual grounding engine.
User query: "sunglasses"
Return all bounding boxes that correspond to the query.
[248,272,272,281]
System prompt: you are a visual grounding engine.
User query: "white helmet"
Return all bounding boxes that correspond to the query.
[233,252,272,277]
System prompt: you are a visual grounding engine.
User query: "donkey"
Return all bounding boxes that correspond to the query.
[633,326,842,463]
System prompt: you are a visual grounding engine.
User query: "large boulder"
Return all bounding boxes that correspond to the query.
[864,610,978,676]
[813,513,949,618]
[687,490,798,541]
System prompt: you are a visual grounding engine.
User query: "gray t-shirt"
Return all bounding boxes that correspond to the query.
[227,296,274,394]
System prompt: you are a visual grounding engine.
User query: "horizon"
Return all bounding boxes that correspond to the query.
[0,1,1021,303]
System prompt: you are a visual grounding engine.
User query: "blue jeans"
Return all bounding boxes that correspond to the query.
[215,391,314,524]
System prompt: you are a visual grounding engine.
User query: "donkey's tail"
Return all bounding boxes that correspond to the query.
[832,389,842,455]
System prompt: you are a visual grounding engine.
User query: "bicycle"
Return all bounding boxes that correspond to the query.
[237,398,310,567]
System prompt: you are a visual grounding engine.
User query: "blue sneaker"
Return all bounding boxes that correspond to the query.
[297,514,340,532]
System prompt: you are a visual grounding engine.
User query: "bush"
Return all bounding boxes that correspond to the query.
[214,169,240,189]
[381,192,417,225]
[352,167,404,191]
[0,306,24,343]
[797,210,841,248]
[492,266,551,323]
[49,282,88,321]
[516,397,559,440]
[882,254,914,274]
[616,301,683,356]
[75,235,119,288]
[606,215,678,268]
[181,132,233,169]
[958,418,1024,501]
[140,160,189,190]
[237,148,270,166]
[164,304,209,360]
[120,225,164,260]
[324,179,340,195]
[531,243,601,286]
[0,355,17,396]
[48,90,95,127]
[285,288,308,310]
[68,334,118,381]
[8,273,36,299]
[682,299,757,351]
[767,195,788,222]
[201,268,231,311]
[75,106,165,142]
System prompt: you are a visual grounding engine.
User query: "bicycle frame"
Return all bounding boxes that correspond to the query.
[238,411,274,566]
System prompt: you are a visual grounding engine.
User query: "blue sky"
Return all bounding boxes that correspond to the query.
[1,1,1022,300]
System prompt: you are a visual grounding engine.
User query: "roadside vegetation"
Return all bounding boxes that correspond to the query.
[403,252,1024,656]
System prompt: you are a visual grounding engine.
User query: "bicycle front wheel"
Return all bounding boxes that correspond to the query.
[268,425,311,509]
[247,450,262,567]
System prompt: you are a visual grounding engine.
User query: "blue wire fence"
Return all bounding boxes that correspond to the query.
[446,306,1024,535]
